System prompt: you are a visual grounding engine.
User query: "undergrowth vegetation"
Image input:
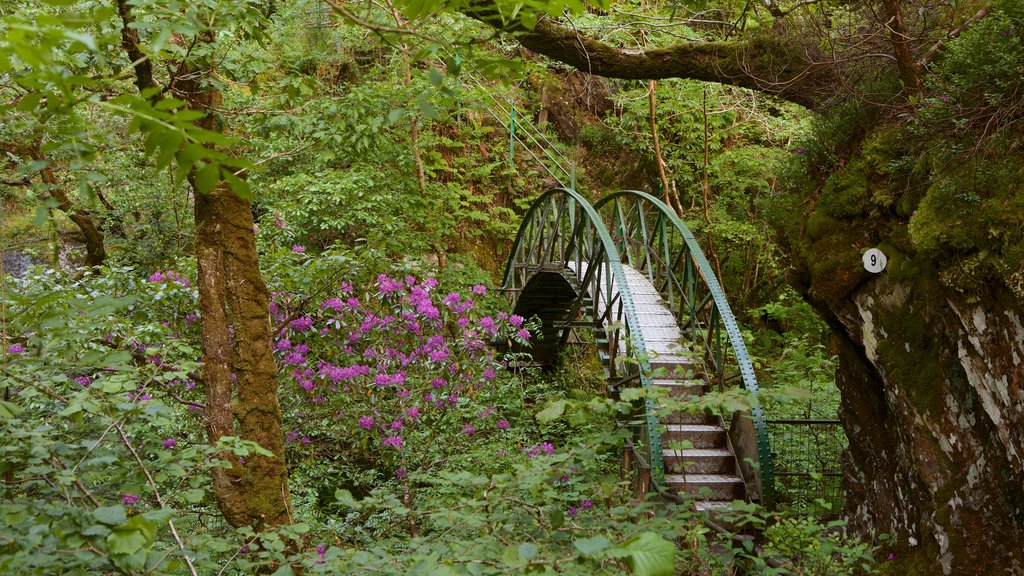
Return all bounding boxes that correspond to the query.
[0,0,944,572]
[1,253,877,574]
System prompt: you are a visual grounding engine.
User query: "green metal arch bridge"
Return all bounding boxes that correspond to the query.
[501,188,775,510]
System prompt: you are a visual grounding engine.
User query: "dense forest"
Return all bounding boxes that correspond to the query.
[1,0,1022,574]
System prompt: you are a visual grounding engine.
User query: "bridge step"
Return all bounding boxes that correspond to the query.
[694,500,735,512]
[648,359,704,376]
[662,424,726,448]
[663,448,736,475]
[664,474,745,501]
[510,258,752,506]
[661,410,718,425]
[653,378,705,397]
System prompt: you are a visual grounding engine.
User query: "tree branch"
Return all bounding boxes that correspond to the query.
[467,11,832,108]
[115,0,157,95]
[918,2,991,68]
[0,175,31,186]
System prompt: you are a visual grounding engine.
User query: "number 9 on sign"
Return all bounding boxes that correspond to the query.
[863,248,887,273]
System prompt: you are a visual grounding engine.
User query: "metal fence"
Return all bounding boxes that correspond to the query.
[766,419,846,515]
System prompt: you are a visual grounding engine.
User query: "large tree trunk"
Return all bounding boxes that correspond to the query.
[113,0,291,530]
[195,181,291,528]
[170,28,292,529]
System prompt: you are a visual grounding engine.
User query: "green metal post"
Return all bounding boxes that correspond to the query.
[509,103,516,162]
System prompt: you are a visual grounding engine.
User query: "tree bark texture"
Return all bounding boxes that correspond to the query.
[194,181,291,529]
[880,0,922,98]
[469,11,835,108]
[115,0,157,95]
[174,34,291,530]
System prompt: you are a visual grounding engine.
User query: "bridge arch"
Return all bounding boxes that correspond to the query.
[502,188,775,507]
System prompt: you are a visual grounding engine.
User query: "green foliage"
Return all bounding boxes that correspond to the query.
[750,292,839,419]
[764,516,878,576]
[0,1,261,199]
[1,252,878,573]
[775,0,1024,301]
[0,266,246,573]
[2,1,888,574]
[399,0,610,29]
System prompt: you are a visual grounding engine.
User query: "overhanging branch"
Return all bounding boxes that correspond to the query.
[469,11,832,108]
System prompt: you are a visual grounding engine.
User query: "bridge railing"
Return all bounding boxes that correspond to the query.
[766,419,844,514]
[501,188,667,485]
[595,191,776,506]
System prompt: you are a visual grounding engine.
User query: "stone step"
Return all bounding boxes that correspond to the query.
[663,448,736,475]
[664,473,745,501]
[662,423,727,449]
[694,500,735,512]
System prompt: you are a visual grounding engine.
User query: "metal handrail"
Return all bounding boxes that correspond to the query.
[594,190,776,506]
[501,188,666,482]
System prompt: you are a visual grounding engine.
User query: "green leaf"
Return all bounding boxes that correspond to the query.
[573,535,610,557]
[535,400,566,423]
[180,489,205,503]
[107,515,157,555]
[517,542,539,560]
[417,100,438,120]
[64,31,96,51]
[171,109,206,123]
[58,402,83,417]
[618,532,675,576]
[0,399,23,420]
[34,206,50,226]
[222,170,252,200]
[335,489,357,508]
[194,162,221,194]
[155,97,186,111]
[548,507,564,530]
[15,92,42,112]
[93,505,128,526]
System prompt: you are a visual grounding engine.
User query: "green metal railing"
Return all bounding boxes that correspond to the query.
[438,42,577,188]
[595,191,775,505]
[501,188,666,482]
[502,189,778,506]
[766,419,844,514]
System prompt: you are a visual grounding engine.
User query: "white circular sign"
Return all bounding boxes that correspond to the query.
[863,248,887,273]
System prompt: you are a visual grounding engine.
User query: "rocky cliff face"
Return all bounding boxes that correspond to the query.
[797,268,1024,574]
[781,122,1024,573]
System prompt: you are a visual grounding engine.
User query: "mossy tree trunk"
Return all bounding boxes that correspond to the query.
[115,1,292,527]
[193,180,291,528]
[177,43,292,530]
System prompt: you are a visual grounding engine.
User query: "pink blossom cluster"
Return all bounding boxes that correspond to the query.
[269,275,533,473]
[148,269,191,287]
